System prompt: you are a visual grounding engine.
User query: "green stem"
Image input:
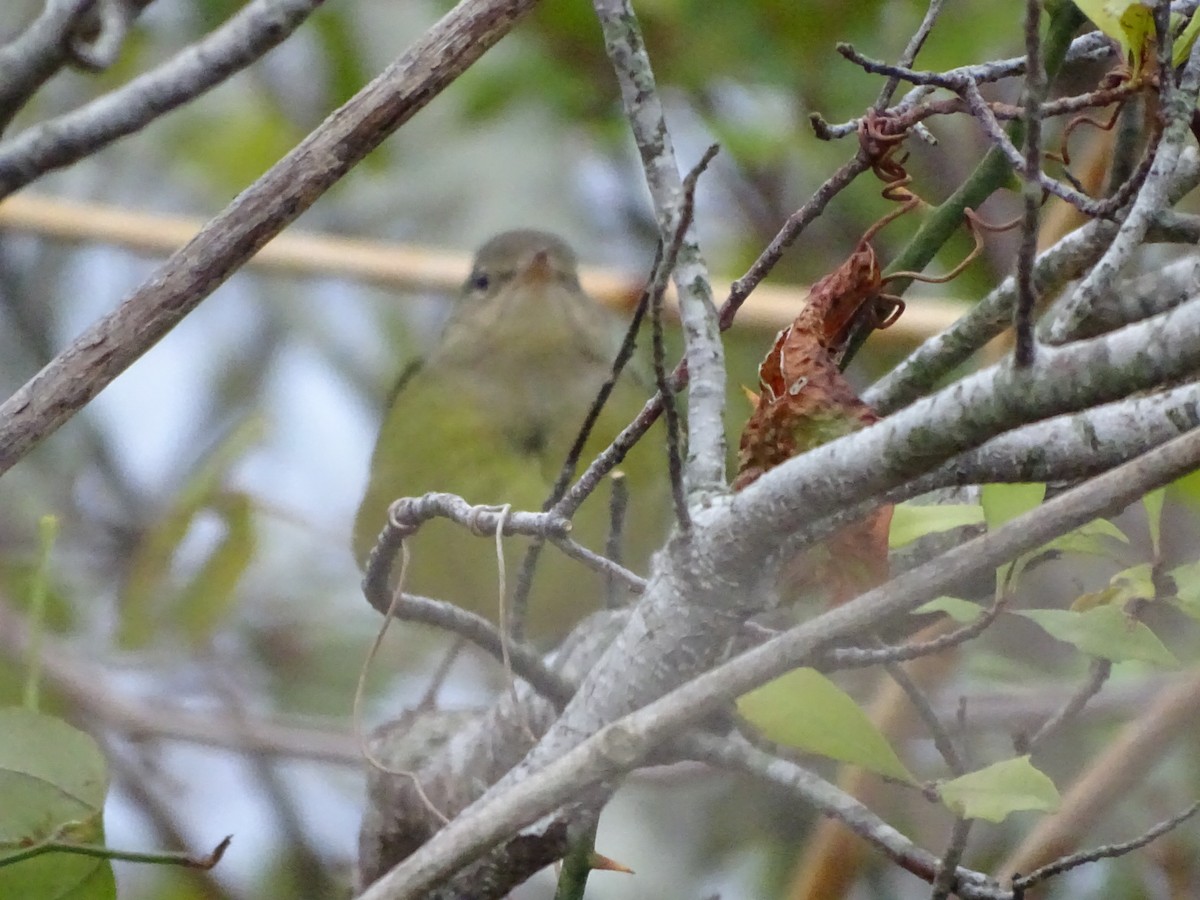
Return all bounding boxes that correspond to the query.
[885,0,1086,284]
[553,826,598,900]
[0,834,231,870]
[22,515,58,712]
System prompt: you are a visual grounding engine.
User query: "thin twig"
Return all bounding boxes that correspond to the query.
[360,558,575,708]
[726,153,872,324]
[875,0,947,111]
[508,251,653,637]
[816,597,1005,670]
[651,239,688,531]
[813,29,1117,140]
[0,830,233,870]
[1012,801,1200,890]
[653,145,719,532]
[930,817,974,900]
[416,637,465,711]
[1016,658,1111,754]
[548,535,646,594]
[839,19,1146,222]
[882,655,965,775]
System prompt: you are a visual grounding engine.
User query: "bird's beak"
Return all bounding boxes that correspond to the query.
[517,248,555,285]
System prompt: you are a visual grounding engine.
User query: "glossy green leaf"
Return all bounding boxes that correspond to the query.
[0,709,113,898]
[912,596,986,623]
[981,483,1045,531]
[937,756,1060,822]
[1017,605,1178,666]
[888,503,984,550]
[737,668,915,783]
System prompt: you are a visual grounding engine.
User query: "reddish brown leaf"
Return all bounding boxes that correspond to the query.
[734,239,897,605]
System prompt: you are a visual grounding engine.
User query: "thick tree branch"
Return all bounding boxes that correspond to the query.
[386,288,1200,895]
[866,148,1200,414]
[360,422,1200,900]
[736,293,1200,560]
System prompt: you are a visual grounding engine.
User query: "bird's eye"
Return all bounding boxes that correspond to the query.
[470,272,490,292]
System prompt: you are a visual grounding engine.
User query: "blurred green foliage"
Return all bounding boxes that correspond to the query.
[1,1,1197,898]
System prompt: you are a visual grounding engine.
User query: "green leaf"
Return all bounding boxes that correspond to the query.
[1174,10,1200,66]
[737,668,915,783]
[0,709,113,898]
[983,484,1046,590]
[888,503,984,550]
[1072,0,1155,73]
[1003,516,1128,594]
[981,483,1045,531]
[1143,488,1166,557]
[1042,517,1129,557]
[913,596,985,623]
[1171,467,1200,514]
[0,709,108,839]
[1017,606,1178,666]
[1070,563,1155,612]
[937,756,1060,822]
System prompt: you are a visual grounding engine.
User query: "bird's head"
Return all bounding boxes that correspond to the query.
[461,230,582,301]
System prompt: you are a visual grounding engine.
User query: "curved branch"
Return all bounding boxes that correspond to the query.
[0,0,97,130]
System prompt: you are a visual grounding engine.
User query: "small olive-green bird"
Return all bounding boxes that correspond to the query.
[353,230,664,640]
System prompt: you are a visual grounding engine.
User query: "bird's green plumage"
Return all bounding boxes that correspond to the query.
[353,231,664,639]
